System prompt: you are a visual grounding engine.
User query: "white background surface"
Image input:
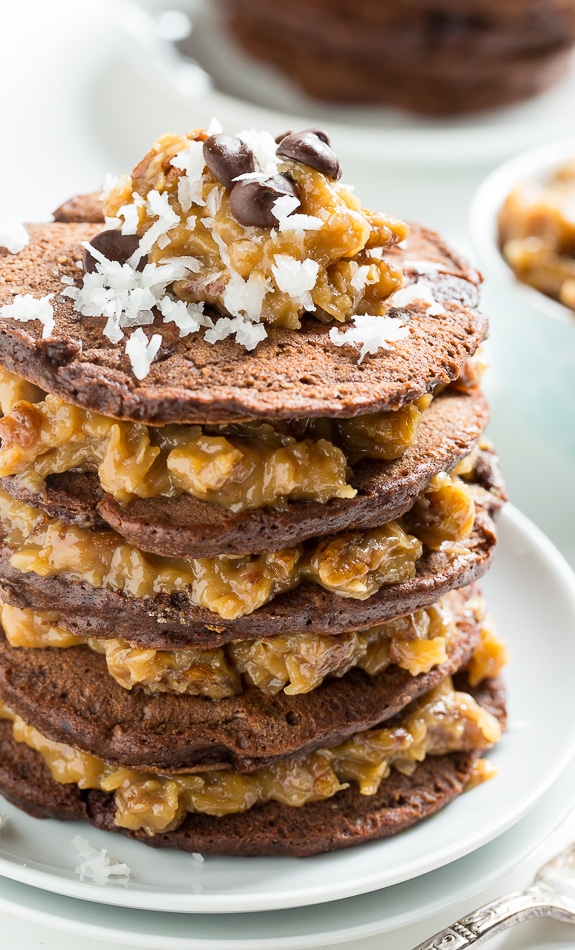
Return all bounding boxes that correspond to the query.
[1,1,575,947]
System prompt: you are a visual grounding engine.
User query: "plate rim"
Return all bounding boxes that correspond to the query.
[1,753,575,949]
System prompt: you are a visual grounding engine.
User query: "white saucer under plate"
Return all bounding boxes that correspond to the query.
[1,754,575,950]
[115,0,575,167]
[1,504,575,915]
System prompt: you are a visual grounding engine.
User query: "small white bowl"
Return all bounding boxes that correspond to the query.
[471,136,575,327]
[470,138,575,459]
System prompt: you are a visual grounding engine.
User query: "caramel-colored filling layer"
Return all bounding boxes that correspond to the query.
[0,367,430,509]
[105,131,407,331]
[465,613,510,688]
[499,159,575,311]
[2,593,484,696]
[0,678,501,834]
[0,466,475,618]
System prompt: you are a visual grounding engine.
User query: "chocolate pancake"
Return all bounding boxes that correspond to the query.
[0,498,499,649]
[0,221,485,425]
[0,586,481,772]
[0,388,490,557]
[221,0,575,115]
[52,192,105,224]
[0,677,506,856]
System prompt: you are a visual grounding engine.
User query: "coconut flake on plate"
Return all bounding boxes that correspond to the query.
[330,314,410,363]
[0,812,8,830]
[0,293,55,338]
[388,280,445,316]
[71,835,131,886]
[0,223,30,254]
[125,327,162,379]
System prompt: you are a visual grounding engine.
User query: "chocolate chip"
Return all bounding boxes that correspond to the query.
[276,129,341,179]
[83,230,146,273]
[203,134,256,190]
[229,175,300,228]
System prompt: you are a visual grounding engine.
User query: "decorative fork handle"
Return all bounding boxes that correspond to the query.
[411,884,575,949]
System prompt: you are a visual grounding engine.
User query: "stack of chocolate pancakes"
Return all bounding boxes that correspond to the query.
[217,0,575,116]
[0,127,507,857]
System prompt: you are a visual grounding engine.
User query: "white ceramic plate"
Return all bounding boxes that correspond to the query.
[115,0,575,167]
[1,505,575,914]
[1,754,574,950]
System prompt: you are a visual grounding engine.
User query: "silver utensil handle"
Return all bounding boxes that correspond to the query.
[411,885,575,949]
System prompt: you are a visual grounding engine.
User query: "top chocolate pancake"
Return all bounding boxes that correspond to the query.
[0,676,506,856]
[0,219,485,425]
[0,387,490,558]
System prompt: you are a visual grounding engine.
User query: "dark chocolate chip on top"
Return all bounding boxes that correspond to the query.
[229,175,300,228]
[83,230,147,273]
[276,129,342,180]
[203,134,256,190]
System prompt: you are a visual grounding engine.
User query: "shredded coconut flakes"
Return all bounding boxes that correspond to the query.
[0,223,30,254]
[272,255,319,309]
[158,296,207,337]
[388,280,445,316]
[223,270,269,322]
[271,195,323,234]
[125,327,162,380]
[236,129,280,178]
[72,835,131,885]
[62,245,191,344]
[136,190,180,258]
[207,116,223,135]
[170,139,206,212]
[403,260,445,275]
[330,314,410,363]
[44,123,415,377]
[117,200,141,236]
[0,293,55,338]
[350,264,376,293]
